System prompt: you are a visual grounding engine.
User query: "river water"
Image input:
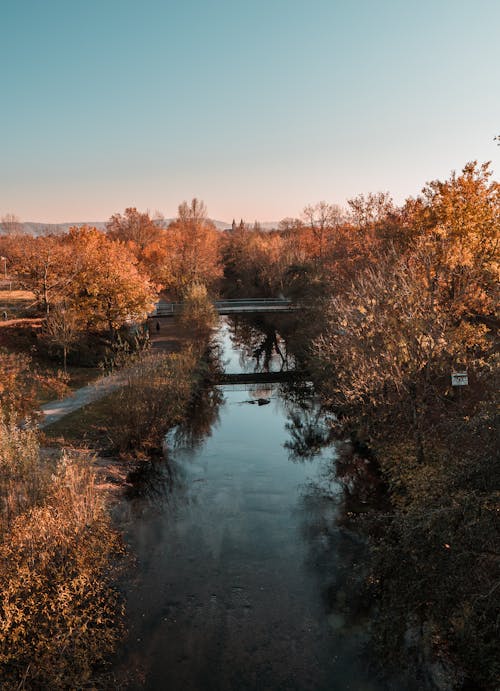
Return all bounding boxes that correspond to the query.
[113,318,389,690]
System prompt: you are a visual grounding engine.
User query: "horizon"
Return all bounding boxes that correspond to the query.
[2,0,499,222]
[16,216,276,227]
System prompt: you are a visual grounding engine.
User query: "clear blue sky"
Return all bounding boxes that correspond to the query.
[1,0,499,223]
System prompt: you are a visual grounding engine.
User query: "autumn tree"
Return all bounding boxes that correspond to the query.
[347,191,394,230]
[221,218,335,300]
[42,305,81,372]
[313,249,491,462]
[178,282,217,340]
[310,161,499,462]
[403,161,500,320]
[221,227,287,297]
[158,198,222,297]
[302,201,346,259]
[0,351,39,421]
[106,207,164,250]
[3,234,75,314]
[66,226,156,335]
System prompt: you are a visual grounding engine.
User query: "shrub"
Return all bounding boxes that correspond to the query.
[0,414,48,535]
[107,349,199,454]
[0,421,123,689]
[178,282,217,342]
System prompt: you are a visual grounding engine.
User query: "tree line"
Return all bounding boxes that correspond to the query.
[1,160,498,686]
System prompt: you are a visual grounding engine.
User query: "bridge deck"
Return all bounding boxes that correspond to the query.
[219,371,297,384]
[150,298,299,318]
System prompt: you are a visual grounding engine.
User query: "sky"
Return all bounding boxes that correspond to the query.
[1,0,499,223]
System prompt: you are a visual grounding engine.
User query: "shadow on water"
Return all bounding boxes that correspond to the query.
[112,317,401,690]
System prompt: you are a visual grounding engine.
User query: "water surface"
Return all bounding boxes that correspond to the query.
[114,318,387,690]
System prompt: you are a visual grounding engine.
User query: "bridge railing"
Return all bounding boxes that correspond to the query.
[152,302,182,315]
[214,298,292,307]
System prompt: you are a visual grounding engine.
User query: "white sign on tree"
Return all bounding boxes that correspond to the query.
[451,371,468,386]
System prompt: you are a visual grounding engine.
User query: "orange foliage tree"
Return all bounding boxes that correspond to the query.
[106,207,164,250]
[65,226,156,334]
[402,161,500,320]
[106,207,166,281]
[150,199,222,298]
[2,234,75,314]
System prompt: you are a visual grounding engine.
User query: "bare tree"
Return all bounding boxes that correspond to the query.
[347,192,394,229]
[1,214,23,236]
[43,306,81,372]
[302,201,345,258]
[177,198,209,227]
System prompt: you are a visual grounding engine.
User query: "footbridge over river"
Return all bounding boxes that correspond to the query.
[150,298,300,318]
[150,298,307,385]
[218,370,301,385]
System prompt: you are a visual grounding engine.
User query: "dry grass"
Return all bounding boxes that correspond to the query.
[42,391,121,448]
[0,414,124,689]
[0,418,48,535]
[0,289,36,317]
[35,365,101,407]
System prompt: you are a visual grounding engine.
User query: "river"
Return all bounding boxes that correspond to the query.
[112,317,390,690]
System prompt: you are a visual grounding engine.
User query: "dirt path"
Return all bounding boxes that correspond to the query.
[38,320,190,429]
[38,372,125,428]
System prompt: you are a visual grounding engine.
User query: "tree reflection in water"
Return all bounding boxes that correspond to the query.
[284,403,333,460]
[171,343,225,450]
[276,377,389,656]
[227,315,294,372]
[297,439,389,674]
[172,383,224,449]
[273,378,334,461]
[126,345,225,501]
[334,441,389,520]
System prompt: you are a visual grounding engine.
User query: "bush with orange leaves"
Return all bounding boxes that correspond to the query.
[0,420,123,689]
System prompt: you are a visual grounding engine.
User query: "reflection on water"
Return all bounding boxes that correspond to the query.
[221,316,295,373]
[112,317,392,690]
[284,403,334,461]
[172,346,225,450]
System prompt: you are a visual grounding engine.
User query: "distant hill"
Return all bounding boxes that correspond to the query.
[18,219,279,234]
[19,222,107,235]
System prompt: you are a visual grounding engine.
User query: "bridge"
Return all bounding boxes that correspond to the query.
[151,298,300,318]
[218,370,298,384]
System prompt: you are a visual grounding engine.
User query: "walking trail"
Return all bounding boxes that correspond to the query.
[38,321,181,429]
[39,372,125,429]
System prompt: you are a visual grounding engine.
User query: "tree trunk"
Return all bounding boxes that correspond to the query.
[410,383,425,464]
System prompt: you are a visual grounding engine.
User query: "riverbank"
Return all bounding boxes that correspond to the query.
[241,308,499,690]
[297,303,499,690]
[1,316,218,689]
[40,319,200,439]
